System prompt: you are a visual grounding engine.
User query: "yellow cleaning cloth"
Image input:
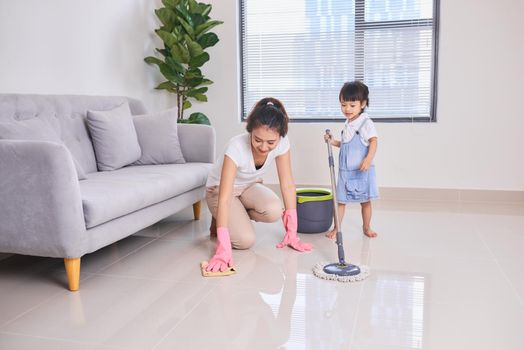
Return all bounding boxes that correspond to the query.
[200,261,236,277]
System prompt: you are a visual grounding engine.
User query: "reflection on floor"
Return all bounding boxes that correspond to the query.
[0,199,523,349]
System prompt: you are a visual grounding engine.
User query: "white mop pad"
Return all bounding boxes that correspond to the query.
[312,262,370,282]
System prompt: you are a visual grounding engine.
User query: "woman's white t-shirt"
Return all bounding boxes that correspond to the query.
[206,133,290,187]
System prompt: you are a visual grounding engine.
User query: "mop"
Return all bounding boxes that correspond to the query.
[312,130,370,282]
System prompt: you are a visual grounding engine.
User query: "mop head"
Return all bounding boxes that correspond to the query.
[312,261,370,282]
[200,261,236,277]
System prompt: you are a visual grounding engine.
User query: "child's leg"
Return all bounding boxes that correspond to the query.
[326,203,346,239]
[361,201,377,237]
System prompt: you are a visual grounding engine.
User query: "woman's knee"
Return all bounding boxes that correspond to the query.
[256,201,283,223]
[232,232,256,250]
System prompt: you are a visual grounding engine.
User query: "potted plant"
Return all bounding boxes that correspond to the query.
[145,0,223,125]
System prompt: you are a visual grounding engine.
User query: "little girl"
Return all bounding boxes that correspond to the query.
[325,81,379,238]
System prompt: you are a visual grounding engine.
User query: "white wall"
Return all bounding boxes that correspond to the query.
[0,0,172,109]
[1,0,523,191]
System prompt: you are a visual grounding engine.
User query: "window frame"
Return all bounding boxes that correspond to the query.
[239,0,440,123]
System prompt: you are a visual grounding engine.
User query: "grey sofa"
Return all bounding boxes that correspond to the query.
[0,94,215,291]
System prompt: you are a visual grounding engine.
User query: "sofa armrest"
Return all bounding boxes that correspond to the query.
[178,124,216,163]
[0,140,87,258]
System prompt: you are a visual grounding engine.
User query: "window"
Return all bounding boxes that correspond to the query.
[240,0,439,122]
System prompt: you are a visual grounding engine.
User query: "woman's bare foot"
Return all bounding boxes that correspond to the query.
[325,228,337,239]
[363,227,377,238]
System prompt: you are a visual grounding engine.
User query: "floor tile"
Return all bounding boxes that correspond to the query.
[459,202,524,216]
[367,211,493,261]
[363,255,520,305]
[1,199,523,349]
[81,235,155,274]
[475,216,524,262]
[157,216,213,242]
[0,255,90,328]
[0,332,122,349]
[353,301,524,350]
[2,276,210,350]
[498,259,524,306]
[155,280,362,350]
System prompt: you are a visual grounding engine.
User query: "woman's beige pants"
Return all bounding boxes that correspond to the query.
[205,183,282,249]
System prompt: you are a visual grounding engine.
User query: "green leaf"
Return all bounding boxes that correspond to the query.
[201,4,212,17]
[184,70,201,80]
[155,8,177,31]
[165,56,185,74]
[188,1,209,25]
[186,87,208,97]
[171,42,190,64]
[155,48,170,57]
[155,81,177,92]
[186,67,202,77]
[188,2,212,17]
[177,17,194,37]
[193,93,208,102]
[162,0,179,9]
[188,0,199,14]
[156,30,178,48]
[195,20,223,38]
[185,78,203,88]
[184,67,203,85]
[189,52,209,67]
[183,100,192,110]
[200,78,214,85]
[186,112,211,125]
[185,35,203,58]
[175,3,194,27]
[159,63,184,84]
[172,25,183,37]
[197,32,219,49]
[191,14,206,27]
[144,56,164,66]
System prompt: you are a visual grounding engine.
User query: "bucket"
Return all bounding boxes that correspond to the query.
[296,188,333,233]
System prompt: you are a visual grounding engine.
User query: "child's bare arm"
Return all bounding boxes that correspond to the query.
[323,134,341,147]
[360,137,377,171]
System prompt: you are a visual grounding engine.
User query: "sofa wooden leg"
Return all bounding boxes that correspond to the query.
[64,258,81,291]
[193,201,201,220]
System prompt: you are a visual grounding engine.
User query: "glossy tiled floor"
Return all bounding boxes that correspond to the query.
[1,199,523,349]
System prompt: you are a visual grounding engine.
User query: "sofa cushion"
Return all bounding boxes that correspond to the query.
[87,102,141,171]
[132,108,186,165]
[79,163,212,228]
[0,117,87,180]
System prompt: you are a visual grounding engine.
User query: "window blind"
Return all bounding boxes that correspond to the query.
[240,0,439,122]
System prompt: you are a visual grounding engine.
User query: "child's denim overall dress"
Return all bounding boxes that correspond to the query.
[336,118,379,203]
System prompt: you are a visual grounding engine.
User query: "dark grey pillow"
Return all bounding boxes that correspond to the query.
[132,108,186,165]
[87,103,142,171]
[0,117,87,180]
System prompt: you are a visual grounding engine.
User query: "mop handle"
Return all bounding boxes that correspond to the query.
[325,129,346,265]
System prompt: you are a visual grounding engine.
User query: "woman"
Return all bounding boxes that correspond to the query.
[205,97,313,273]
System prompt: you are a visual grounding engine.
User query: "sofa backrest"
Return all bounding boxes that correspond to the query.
[0,94,148,173]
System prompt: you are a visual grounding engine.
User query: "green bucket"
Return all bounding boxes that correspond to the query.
[296,188,333,233]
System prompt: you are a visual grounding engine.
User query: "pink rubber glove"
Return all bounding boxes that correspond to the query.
[206,227,234,272]
[276,209,313,252]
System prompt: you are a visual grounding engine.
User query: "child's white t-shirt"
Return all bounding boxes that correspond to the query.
[341,112,378,146]
[206,133,290,188]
